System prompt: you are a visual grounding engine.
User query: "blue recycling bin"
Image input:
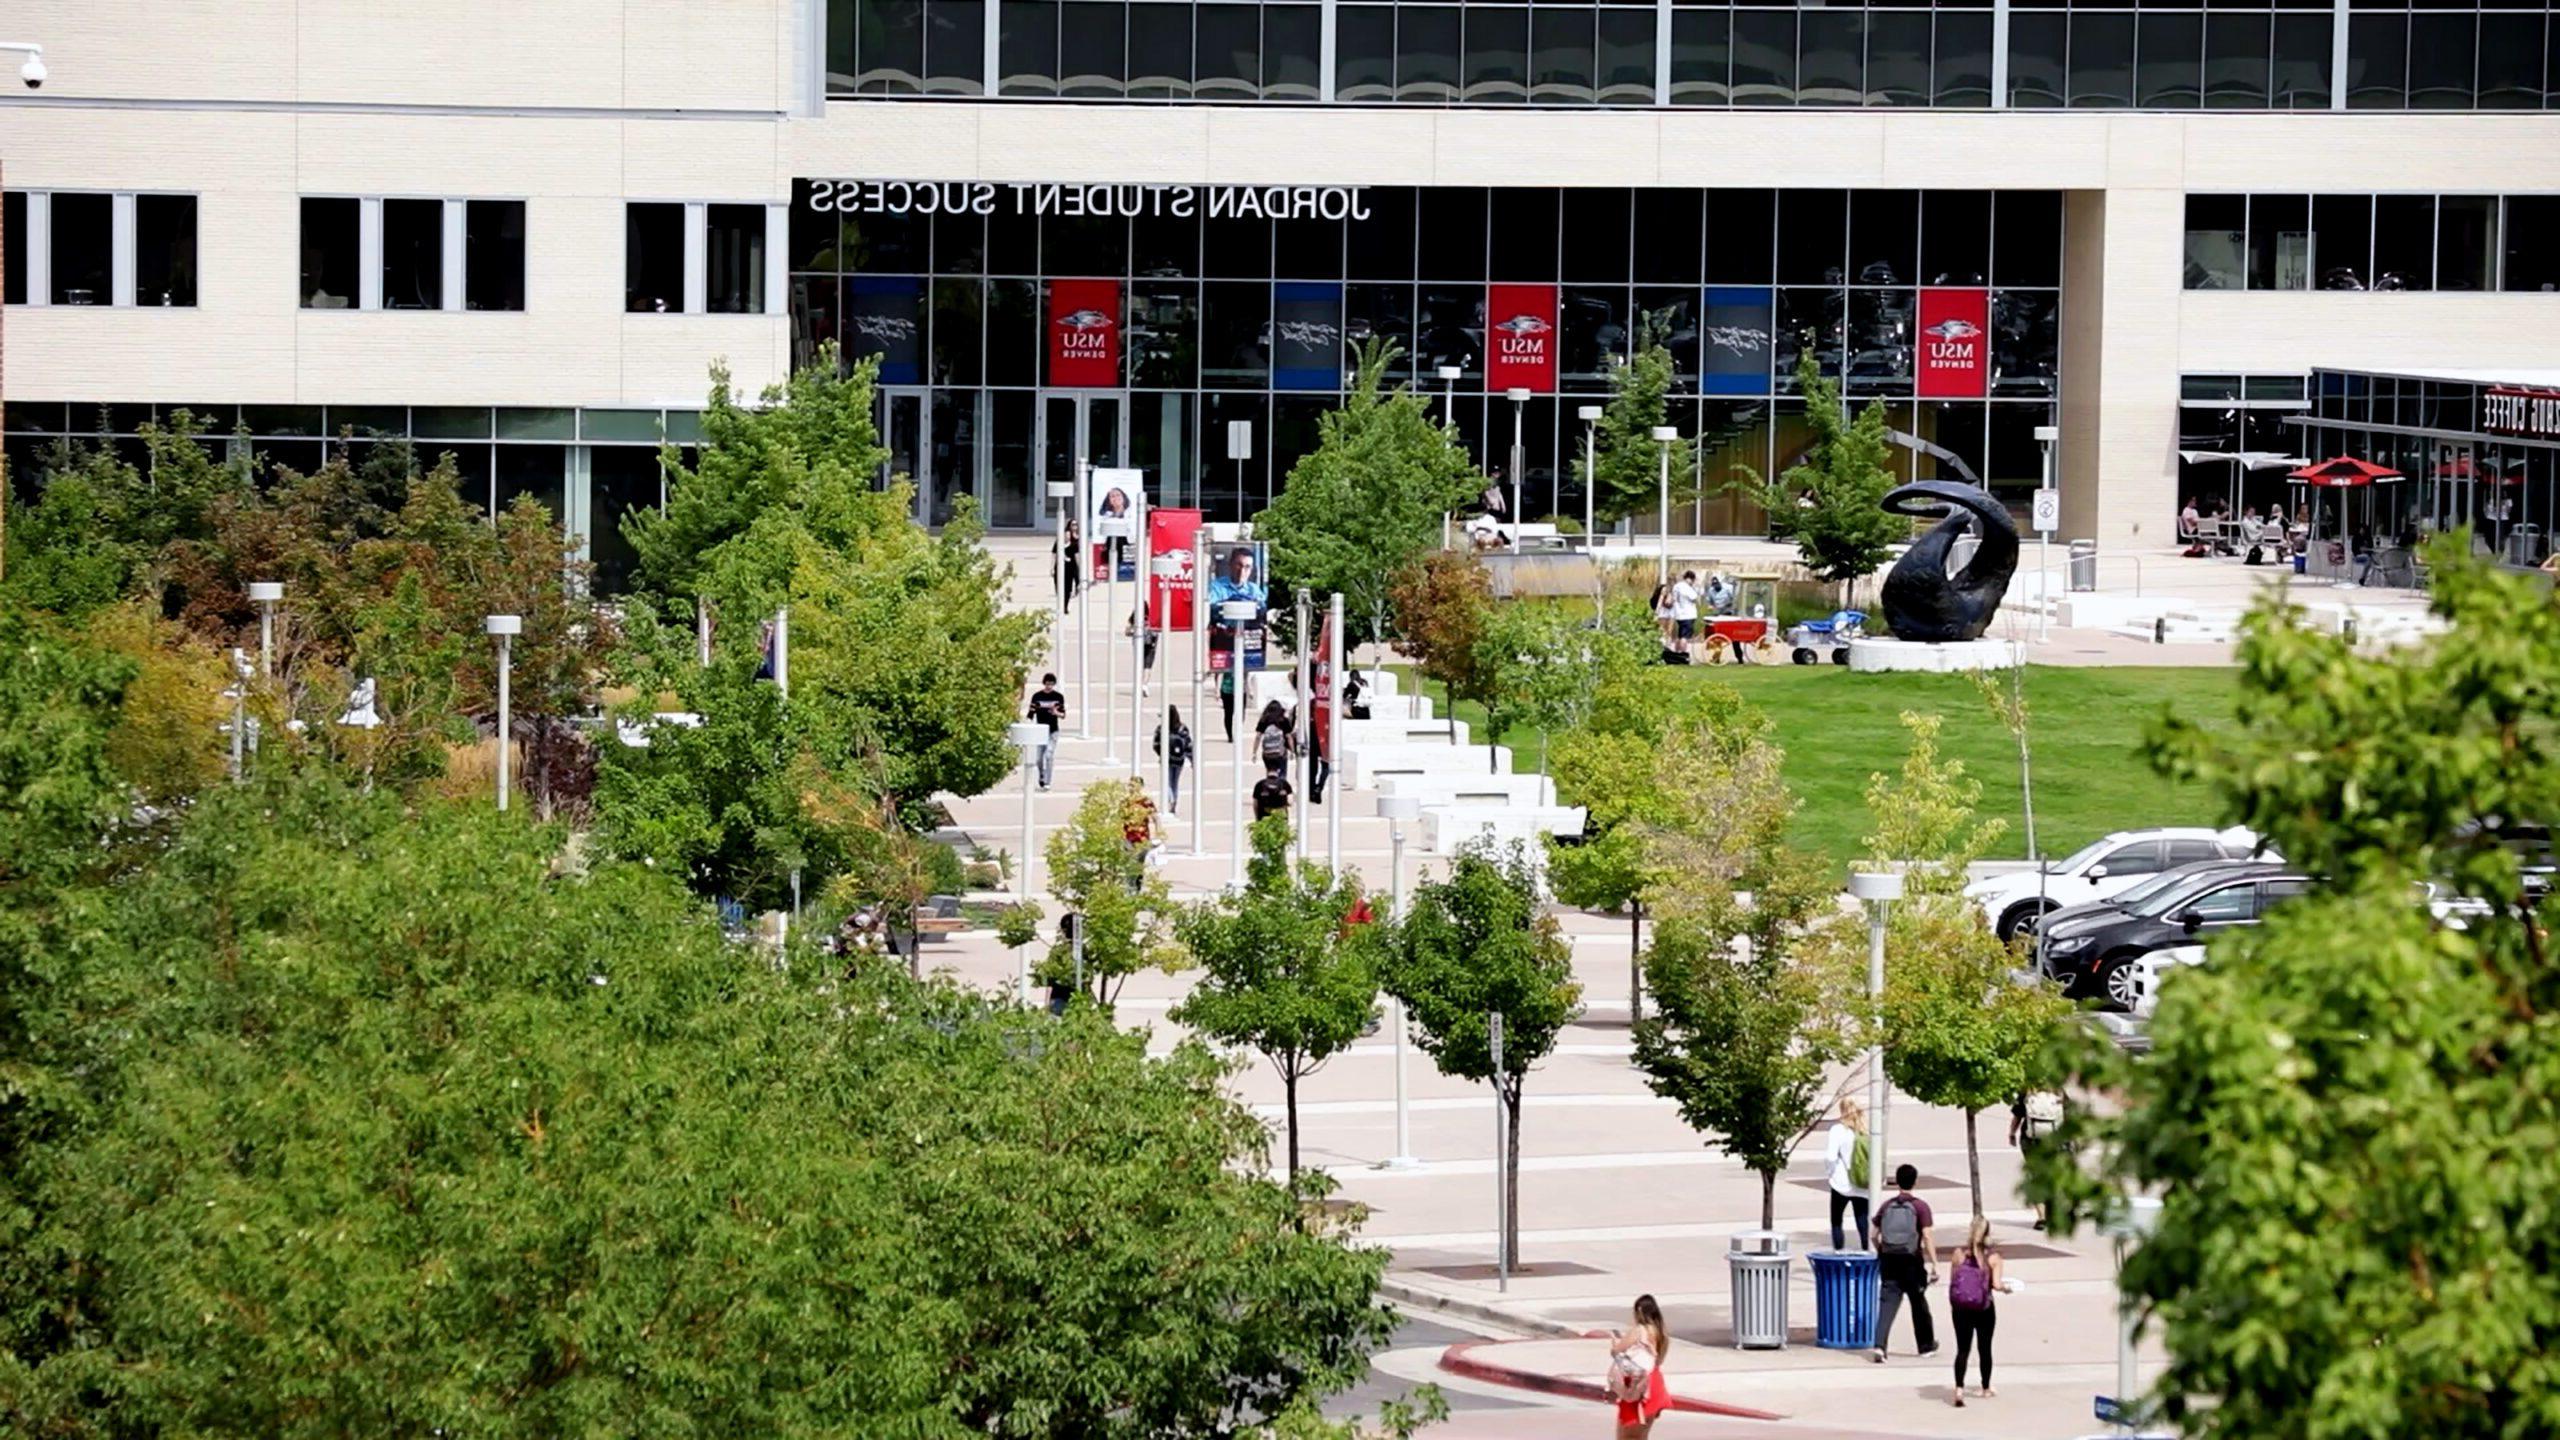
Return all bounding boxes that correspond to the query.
[1810,1250,1879,1350]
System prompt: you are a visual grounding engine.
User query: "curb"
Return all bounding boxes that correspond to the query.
[1436,1340,1788,1421]
[1377,1278,1586,1340]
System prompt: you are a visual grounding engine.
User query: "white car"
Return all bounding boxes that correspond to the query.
[2127,945,2206,1019]
[1964,827,2269,943]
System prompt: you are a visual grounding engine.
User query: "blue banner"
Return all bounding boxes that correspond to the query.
[1272,282,1344,393]
[1701,286,1774,397]
[846,275,924,386]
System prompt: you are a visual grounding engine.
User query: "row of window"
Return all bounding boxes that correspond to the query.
[2,192,199,307]
[2183,193,2560,292]
[788,186,2067,288]
[832,0,2560,108]
[295,198,527,312]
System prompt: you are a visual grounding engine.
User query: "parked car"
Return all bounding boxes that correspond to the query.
[2039,861,2307,1008]
[1965,827,2268,942]
[2127,945,2206,1019]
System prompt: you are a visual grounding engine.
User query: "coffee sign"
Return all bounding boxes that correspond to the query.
[2485,387,2560,441]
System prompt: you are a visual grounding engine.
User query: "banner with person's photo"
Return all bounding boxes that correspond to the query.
[1089,466,1145,581]
[1203,540,1269,672]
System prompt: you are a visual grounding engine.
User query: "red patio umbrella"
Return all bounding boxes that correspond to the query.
[2289,455,2403,486]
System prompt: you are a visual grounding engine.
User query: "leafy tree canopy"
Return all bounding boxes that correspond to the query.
[1737,347,1904,590]
[0,774,1405,1438]
[1576,312,1702,527]
[1258,338,1483,655]
[1043,778,1181,1007]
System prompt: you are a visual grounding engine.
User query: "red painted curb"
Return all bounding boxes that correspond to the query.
[1437,1339,1787,1422]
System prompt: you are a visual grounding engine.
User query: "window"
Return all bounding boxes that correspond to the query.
[2374,195,2433,291]
[50,193,110,306]
[301,197,361,309]
[626,203,686,313]
[2505,197,2560,293]
[1935,12,1993,108]
[2270,13,2329,110]
[2,191,21,306]
[2437,196,2497,292]
[707,204,769,314]
[1337,6,1393,100]
[382,198,445,310]
[127,195,199,308]
[2136,12,2202,109]
[2183,882,2260,924]
[2311,195,2370,291]
[2248,194,2309,291]
[2184,195,2245,291]
[465,200,526,312]
[2205,12,2271,110]
[2165,839,2227,867]
[2100,841,2166,877]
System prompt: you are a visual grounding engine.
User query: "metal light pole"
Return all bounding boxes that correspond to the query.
[1153,552,1180,803]
[772,607,789,698]
[1224,598,1256,890]
[226,647,248,782]
[486,614,522,812]
[1130,501,1150,778]
[1651,425,1679,585]
[1103,515,1122,767]
[2034,424,2059,645]
[1047,478,1076,665]
[248,581,283,677]
[1577,404,1603,550]
[1192,549,1207,856]
[2107,1194,2165,1431]
[1008,720,1047,1006]
[1436,363,1461,421]
[1291,590,1311,862]
[1378,793,1422,1170]
[1326,591,1344,873]
[1491,1010,1509,1290]
[1505,387,1531,553]
[1077,457,1092,738]
[1849,869,1903,1230]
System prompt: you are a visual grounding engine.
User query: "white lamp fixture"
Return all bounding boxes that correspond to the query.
[247,581,284,678]
[1436,364,1463,381]
[486,615,522,812]
[1847,869,1905,902]
[1375,793,1424,1169]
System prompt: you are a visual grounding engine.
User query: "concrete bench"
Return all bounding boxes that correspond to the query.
[1341,717,1469,748]
[1422,805,1589,856]
[1344,742,1515,790]
[1378,772,1558,808]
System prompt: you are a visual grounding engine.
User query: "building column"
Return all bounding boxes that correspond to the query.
[2059,183,2183,554]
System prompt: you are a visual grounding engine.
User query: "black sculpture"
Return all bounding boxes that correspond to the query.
[1878,480,2019,643]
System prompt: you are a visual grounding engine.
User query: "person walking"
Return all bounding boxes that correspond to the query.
[1668,570,1703,660]
[1252,767,1293,823]
[1869,1164,1938,1363]
[1218,669,1237,743]
[1056,519,1083,612]
[1823,1096,1872,1251]
[1026,673,1067,789]
[1607,1294,1671,1438]
[1254,699,1293,777]
[1154,704,1192,816]
[2010,1089,2066,1230]
[1944,1216,2012,1407]
[1304,699,1330,805]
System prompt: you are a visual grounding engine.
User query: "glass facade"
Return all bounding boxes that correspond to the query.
[788,181,2062,529]
[2295,368,2560,566]
[830,0,2560,108]
[2184,192,2560,292]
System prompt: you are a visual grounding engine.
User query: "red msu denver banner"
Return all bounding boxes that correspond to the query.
[1914,287,1990,398]
[1047,279,1122,387]
[1485,283,1558,393]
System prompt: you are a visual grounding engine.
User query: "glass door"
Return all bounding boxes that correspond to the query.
[1036,391,1129,530]
[880,387,930,523]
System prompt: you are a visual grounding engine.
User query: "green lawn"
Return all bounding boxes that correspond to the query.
[1397,664,2243,869]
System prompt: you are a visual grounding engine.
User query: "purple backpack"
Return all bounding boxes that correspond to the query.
[1949,1254,1993,1311]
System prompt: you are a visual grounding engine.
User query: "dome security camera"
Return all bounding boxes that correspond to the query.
[19,55,42,89]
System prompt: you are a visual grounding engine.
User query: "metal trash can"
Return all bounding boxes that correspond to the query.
[2509,525,2543,567]
[2067,539,2099,592]
[1809,1250,1879,1350]
[1727,1230,1792,1350]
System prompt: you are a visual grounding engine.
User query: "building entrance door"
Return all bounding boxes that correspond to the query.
[879,387,932,522]
[1038,391,1128,530]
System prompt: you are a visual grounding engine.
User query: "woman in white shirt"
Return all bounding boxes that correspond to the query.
[1824,1096,1871,1250]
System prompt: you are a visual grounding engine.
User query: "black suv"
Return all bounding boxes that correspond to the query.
[2038,861,2309,1008]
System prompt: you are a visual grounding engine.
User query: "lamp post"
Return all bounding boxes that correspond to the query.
[2033,424,2059,645]
[1377,793,1422,1170]
[226,647,248,782]
[1576,404,1603,550]
[486,614,522,812]
[1046,478,1076,664]
[1505,387,1530,553]
[1153,552,1182,802]
[247,581,283,677]
[1223,598,1257,890]
[1436,364,1462,421]
[2106,1194,2165,1431]
[1008,719,1048,1006]
[1650,425,1680,586]
[1848,869,1903,1229]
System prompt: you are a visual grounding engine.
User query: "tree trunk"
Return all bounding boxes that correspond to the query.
[1760,1168,1778,1230]
[1965,1107,1983,1217]
[1505,1087,1524,1272]
[1284,1069,1302,1183]
[1629,898,1644,1025]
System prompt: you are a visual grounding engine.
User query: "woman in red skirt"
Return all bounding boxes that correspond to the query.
[1609,1293,1671,1437]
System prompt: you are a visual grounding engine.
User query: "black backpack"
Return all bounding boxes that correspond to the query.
[1876,1195,1923,1256]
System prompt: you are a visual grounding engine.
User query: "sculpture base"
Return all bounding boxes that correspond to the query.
[1846,637,2023,673]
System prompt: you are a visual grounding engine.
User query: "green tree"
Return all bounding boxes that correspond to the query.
[1837,713,2065,1214]
[1737,347,1903,603]
[1257,338,1483,657]
[2026,543,2560,1439]
[0,774,1411,1438]
[1477,598,1653,778]
[1043,778,1179,1008]
[1632,719,1851,1229]
[1174,816,1384,1179]
[1576,312,1701,527]
[1384,842,1582,1270]
[1387,550,1493,750]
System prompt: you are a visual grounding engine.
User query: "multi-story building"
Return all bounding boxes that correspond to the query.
[5,0,2558,585]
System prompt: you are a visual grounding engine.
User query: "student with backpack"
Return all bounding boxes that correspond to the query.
[1869,1164,1938,1363]
[1823,1096,1872,1250]
[1251,769,1293,823]
[1605,1294,1670,1438]
[1254,700,1292,777]
[2010,1090,2066,1230]
[1153,705,1193,816]
[1944,1215,2014,1407]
